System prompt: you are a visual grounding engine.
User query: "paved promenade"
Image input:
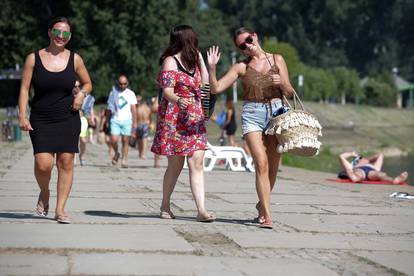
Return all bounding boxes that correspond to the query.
[1,137,414,275]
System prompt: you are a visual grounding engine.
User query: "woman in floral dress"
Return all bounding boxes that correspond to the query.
[151,25,215,222]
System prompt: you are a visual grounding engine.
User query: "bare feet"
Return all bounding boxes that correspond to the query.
[393,171,408,184]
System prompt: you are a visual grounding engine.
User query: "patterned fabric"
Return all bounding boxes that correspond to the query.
[151,69,207,156]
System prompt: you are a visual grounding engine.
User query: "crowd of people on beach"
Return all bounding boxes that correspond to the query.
[17,17,408,228]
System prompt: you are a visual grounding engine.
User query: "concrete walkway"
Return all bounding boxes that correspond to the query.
[1,137,414,275]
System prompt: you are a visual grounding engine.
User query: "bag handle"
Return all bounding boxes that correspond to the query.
[282,89,305,111]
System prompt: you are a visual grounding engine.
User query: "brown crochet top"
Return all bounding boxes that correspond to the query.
[241,54,283,102]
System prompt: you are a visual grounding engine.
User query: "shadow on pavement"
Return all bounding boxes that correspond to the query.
[0,212,54,221]
[84,210,252,225]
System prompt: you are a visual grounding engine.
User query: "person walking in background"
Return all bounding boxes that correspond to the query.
[150,96,162,168]
[18,17,92,224]
[78,109,89,166]
[80,88,96,143]
[106,75,137,168]
[151,25,215,222]
[98,108,113,157]
[222,97,237,147]
[338,151,408,184]
[135,95,151,159]
[78,80,95,165]
[207,27,294,228]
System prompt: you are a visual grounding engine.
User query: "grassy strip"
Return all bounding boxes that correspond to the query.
[282,147,341,173]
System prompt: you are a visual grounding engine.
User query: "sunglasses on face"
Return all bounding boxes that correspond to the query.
[51,28,71,39]
[238,36,254,51]
[118,82,128,86]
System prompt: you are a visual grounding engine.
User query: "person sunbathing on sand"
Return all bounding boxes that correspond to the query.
[338,151,408,184]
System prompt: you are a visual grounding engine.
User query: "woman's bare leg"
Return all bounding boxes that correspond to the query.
[245,132,271,221]
[187,150,211,218]
[161,156,184,212]
[55,153,75,216]
[34,153,54,212]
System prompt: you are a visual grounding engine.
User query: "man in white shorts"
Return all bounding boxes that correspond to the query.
[107,75,137,167]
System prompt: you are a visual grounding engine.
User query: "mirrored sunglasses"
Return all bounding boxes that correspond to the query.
[51,28,71,39]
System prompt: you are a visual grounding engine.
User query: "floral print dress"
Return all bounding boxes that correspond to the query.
[151,68,207,156]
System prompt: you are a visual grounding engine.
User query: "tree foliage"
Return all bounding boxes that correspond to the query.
[0,0,411,107]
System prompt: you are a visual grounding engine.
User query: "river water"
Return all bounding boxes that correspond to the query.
[382,155,414,186]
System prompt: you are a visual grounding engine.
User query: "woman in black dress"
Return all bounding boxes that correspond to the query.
[18,17,92,224]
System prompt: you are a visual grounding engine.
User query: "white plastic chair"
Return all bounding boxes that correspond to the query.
[203,142,255,172]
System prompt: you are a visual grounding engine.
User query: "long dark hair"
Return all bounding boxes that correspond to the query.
[48,16,72,31]
[159,25,199,71]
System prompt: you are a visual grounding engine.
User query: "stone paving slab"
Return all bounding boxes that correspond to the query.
[0,253,68,276]
[354,251,414,275]
[70,253,338,276]
[275,213,414,234]
[0,224,194,252]
[225,232,414,251]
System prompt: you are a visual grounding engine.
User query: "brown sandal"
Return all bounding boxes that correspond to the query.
[160,210,176,219]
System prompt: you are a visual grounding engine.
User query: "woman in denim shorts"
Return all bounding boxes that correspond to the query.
[207,27,294,229]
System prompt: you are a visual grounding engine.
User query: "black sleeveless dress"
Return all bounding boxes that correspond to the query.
[29,50,80,154]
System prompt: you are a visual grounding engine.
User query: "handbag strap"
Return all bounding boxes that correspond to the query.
[282,89,305,111]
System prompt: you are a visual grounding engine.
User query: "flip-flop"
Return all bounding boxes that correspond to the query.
[196,214,216,223]
[54,214,71,224]
[258,218,273,229]
[252,216,265,224]
[35,193,49,217]
[111,152,120,165]
[160,210,176,219]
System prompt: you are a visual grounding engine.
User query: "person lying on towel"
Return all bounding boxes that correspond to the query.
[338,151,408,184]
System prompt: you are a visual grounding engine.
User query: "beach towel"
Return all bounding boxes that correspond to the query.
[327,178,408,186]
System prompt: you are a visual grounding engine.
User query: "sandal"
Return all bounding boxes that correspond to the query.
[111,152,120,165]
[252,216,265,224]
[160,210,175,219]
[258,218,273,229]
[54,214,71,224]
[35,192,49,217]
[196,213,215,223]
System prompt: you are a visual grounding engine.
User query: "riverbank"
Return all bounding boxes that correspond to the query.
[207,101,414,184]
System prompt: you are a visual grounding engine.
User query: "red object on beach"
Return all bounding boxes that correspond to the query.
[327,178,408,186]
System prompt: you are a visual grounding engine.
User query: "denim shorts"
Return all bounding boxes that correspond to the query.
[110,118,132,136]
[241,99,283,136]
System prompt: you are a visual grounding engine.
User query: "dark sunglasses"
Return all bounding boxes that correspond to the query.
[118,82,128,86]
[51,28,71,39]
[238,36,254,50]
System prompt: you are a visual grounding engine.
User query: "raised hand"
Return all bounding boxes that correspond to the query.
[207,46,221,67]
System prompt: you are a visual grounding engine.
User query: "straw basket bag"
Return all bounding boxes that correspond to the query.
[265,90,322,156]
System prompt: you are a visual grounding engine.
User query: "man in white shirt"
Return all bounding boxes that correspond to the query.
[106,75,137,167]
